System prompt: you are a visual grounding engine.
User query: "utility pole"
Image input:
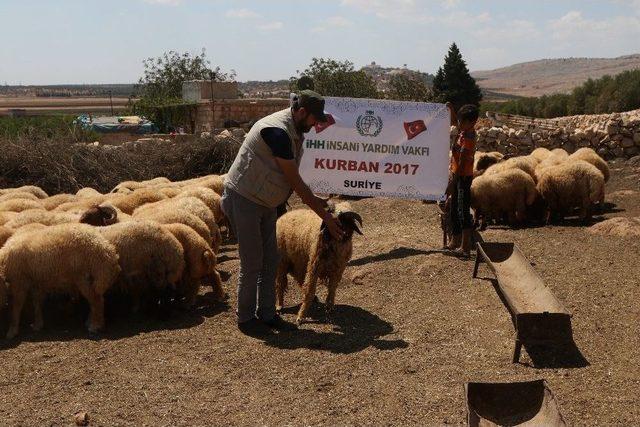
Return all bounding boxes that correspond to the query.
[209,71,216,128]
[109,90,114,116]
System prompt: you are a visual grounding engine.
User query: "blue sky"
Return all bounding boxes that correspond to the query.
[1,0,639,84]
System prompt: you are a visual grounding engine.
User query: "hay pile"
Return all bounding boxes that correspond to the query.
[0,135,240,195]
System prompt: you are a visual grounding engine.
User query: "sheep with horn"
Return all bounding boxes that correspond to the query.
[275,202,363,324]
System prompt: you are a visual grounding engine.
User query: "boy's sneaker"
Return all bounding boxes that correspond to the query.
[262,314,298,331]
[238,318,271,337]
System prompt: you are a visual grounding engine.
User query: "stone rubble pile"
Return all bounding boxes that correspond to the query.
[474,109,640,159]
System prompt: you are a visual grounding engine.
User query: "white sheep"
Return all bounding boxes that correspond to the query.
[275,203,363,324]
[0,223,121,338]
[537,159,605,222]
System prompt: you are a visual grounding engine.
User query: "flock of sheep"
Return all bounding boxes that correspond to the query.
[471,146,609,227]
[0,173,364,338]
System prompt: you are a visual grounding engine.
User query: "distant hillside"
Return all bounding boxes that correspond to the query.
[472,54,640,97]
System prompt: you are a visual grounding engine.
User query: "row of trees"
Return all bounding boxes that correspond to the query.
[289,43,482,109]
[135,43,483,114]
[482,70,640,118]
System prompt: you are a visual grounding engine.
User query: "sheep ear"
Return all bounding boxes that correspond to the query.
[202,250,215,268]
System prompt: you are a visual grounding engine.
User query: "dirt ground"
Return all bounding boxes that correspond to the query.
[0,160,639,426]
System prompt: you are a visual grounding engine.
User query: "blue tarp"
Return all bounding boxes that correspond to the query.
[74,115,158,134]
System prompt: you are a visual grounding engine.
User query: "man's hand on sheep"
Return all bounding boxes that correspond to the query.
[322,211,345,241]
[275,157,345,240]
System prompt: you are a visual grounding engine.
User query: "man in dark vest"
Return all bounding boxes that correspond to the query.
[221,90,344,334]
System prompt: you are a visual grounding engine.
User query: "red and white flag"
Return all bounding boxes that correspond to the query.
[404,119,427,140]
[314,114,336,133]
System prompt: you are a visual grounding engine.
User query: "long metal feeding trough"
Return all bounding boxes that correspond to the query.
[472,242,573,363]
[465,379,567,426]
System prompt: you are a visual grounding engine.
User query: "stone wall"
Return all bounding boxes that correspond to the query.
[194,99,290,131]
[477,109,640,159]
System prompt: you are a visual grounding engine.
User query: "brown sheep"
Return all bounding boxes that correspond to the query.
[76,187,103,198]
[79,204,119,227]
[0,226,12,248]
[3,209,79,229]
[471,169,538,227]
[530,147,552,162]
[178,186,224,225]
[484,155,538,182]
[0,199,44,213]
[42,194,77,210]
[0,223,121,338]
[0,212,18,226]
[134,196,218,238]
[276,203,363,324]
[98,220,185,311]
[193,175,225,196]
[568,147,610,182]
[537,160,605,223]
[132,208,216,251]
[0,192,40,203]
[162,223,224,307]
[106,188,168,215]
[473,151,504,175]
[0,185,48,199]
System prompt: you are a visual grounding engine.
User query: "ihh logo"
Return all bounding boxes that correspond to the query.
[356,110,383,137]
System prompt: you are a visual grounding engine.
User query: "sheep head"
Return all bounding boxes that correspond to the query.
[79,204,118,226]
[321,204,363,241]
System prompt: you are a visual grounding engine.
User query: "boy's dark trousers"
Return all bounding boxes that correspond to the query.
[449,175,473,236]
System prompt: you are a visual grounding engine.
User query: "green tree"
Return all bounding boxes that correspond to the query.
[291,58,380,98]
[386,73,432,102]
[136,49,235,105]
[431,43,482,109]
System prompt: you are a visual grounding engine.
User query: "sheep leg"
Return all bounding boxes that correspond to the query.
[85,292,105,333]
[296,271,318,324]
[325,282,338,324]
[31,288,44,332]
[7,287,28,339]
[275,263,288,313]
[209,270,226,302]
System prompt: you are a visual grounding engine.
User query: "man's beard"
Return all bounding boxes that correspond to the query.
[294,115,313,134]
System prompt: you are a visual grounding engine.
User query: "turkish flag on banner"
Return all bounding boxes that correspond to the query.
[314,114,336,133]
[404,119,427,140]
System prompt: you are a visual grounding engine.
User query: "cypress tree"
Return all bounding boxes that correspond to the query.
[432,43,482,109]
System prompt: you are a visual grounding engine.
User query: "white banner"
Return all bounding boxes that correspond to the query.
[300,97,450,200]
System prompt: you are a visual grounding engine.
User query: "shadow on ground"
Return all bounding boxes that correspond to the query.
[349,247,444,267]
[263,301,408,354]
[478,277,589,369]
[0,291,229,349]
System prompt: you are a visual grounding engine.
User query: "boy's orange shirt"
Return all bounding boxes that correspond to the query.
[449,130,476,177]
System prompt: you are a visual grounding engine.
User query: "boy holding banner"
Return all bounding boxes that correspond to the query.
[446,103,480,257]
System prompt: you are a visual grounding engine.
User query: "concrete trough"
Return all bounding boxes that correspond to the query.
[472,242,573,363]
[465,379,566,426]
